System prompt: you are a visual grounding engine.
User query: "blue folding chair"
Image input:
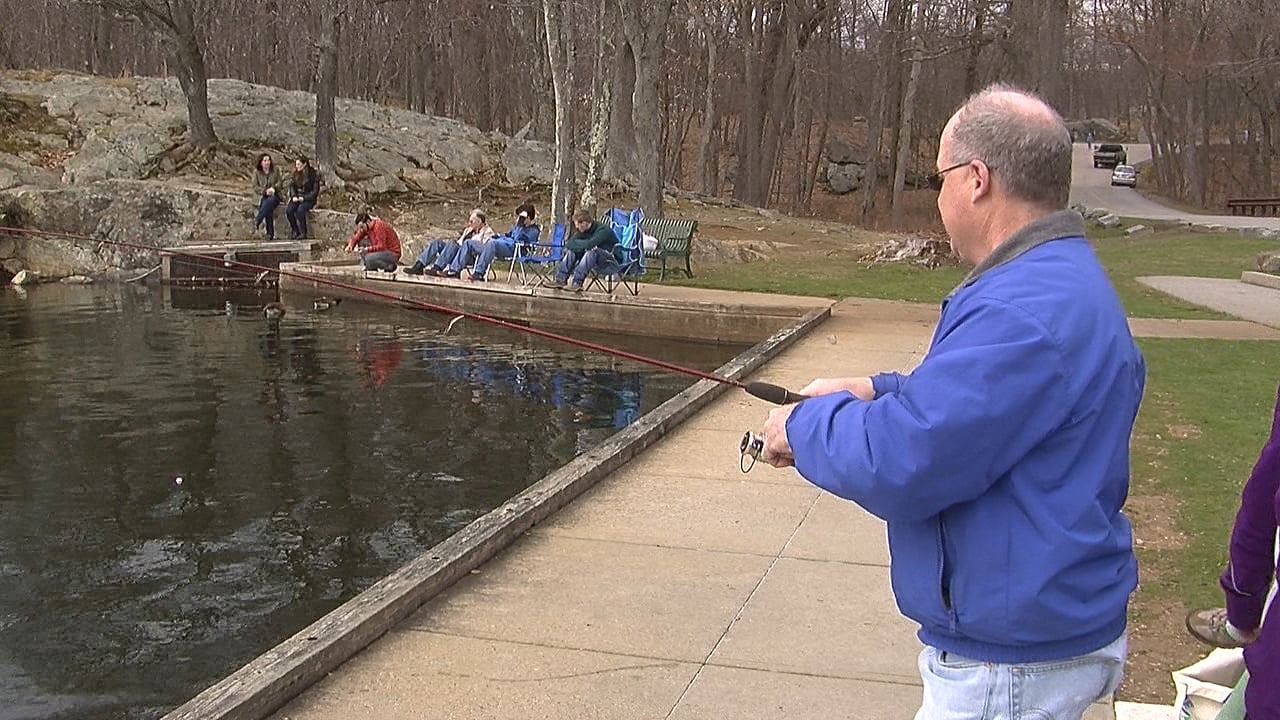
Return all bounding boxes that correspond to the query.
[587,207,646,295]
[509,222,566,286]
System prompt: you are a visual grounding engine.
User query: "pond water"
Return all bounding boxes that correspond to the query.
[0,284,739,720]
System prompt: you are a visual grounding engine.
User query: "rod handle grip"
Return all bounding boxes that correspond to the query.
[744,381,810,405]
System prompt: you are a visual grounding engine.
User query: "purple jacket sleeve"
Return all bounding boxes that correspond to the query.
[1220,384,1280,632]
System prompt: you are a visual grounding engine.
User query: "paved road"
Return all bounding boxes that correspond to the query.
[1068,143,1280,230]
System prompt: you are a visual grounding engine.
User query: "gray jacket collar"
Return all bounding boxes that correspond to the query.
[958,210,1086,289]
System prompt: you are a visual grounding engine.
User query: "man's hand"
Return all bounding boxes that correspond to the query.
[797,377,876,401]
[266,187,275,196]
[761,403,798,468]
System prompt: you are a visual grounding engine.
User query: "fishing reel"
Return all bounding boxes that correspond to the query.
[739,431,765,473]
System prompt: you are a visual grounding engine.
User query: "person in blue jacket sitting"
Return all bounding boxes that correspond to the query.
[758,84,1146,720]
[448,201,541,282]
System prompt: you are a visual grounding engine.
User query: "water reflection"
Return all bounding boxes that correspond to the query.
[0,284,735,719]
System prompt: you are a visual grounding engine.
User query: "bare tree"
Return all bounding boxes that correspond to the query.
[314,0,341,184]
[890,0,928,225]
[89,0,217,147]
[543,0,576,223]
[580,0,614,216]
[618,0,675,217]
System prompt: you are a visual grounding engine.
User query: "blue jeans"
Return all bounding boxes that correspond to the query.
[286,199,315,239]
[914,634,1125,720]
[555,247,620,286]
[473,236,516,277]
[255,195,280,240]
[361,250,398,271]
[431,242,461,270]
[414,239,452,267]
[445,237,489,274]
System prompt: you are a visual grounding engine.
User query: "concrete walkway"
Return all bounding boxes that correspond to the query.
[265,299,999,719]
[1137,276,1280,330]
[1068,143,1280,231]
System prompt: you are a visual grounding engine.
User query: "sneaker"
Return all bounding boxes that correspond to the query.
[403,262,424,276]
[545,279,567,289]
[442,270,461,279]
[466,271,485,282]
[425,267,442,277]
[1185,607,1247,648]
[570,283,584,293]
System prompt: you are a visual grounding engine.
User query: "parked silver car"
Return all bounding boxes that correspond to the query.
[1110,164,1137,188]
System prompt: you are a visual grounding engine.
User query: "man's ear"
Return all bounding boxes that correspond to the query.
[970,162,994,203]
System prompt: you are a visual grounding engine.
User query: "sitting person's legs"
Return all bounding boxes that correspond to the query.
[287,199,315,239]
[443,237,487,277]
[406,239,449,274]
[570,247,620,290]
[361,250,398,272]
[549,250,582,287]
[472,236,517,280]
[256,196,280,241]
[428,242,462,274]
[286,201,302,239]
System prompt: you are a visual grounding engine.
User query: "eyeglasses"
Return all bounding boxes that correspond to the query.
[926,162,970,191]
[926,161,993,191]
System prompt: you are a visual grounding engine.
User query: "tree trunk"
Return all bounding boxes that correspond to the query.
[860,0,904,226]
[606,37,636,181]
[890,0,926,227]
[168,0,217,147]
[580,0,612,216]
[962,0,987,96]
[543,0,575,223]
[733,3,765,206]
[697,34,718,196]
[314,0,340,184]
[618,0,674,218]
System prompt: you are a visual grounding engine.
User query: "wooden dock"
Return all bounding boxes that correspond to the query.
[160,241,317,286]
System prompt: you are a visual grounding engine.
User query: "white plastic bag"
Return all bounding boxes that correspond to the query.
[1171,648,1245,720]
[641,233,659,253]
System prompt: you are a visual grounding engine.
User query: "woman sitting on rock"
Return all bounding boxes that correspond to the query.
[286,156,321,240]
[252,153,282,241]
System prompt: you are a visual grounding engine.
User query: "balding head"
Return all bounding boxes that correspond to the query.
[943,84,1072,209]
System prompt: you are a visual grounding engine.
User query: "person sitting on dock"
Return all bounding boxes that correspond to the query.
[546,208,619,292]
[448,202,540,282]
[345,212,402,272]
[402,209,494,276]
[286,156,321,240]
[252,153,282,242]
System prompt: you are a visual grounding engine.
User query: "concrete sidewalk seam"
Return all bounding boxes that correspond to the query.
[662,491,823,719]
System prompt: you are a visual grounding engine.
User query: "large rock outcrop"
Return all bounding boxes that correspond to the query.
[0,71,561,277]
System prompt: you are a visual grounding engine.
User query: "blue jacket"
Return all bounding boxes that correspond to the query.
[503,221,540,246]
[786,211,1145,663]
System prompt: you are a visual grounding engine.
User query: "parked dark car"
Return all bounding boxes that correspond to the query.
[1093,144,1128,169]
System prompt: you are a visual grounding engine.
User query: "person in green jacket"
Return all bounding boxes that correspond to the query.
[547,208,620,292]
[252,153,282,241]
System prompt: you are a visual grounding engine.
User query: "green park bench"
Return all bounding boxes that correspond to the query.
[640,217,696,281]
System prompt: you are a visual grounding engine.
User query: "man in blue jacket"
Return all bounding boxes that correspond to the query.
[761,84,1146,719]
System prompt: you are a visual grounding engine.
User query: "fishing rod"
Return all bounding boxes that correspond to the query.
[0,226,808,406]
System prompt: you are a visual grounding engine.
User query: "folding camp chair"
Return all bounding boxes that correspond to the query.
[509,222,566,286]
[585,207,646,295]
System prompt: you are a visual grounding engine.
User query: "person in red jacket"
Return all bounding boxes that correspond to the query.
[345,212,402,272]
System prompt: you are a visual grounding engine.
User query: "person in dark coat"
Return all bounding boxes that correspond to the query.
[286,156,321,240]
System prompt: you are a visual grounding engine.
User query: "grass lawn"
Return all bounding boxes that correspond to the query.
[1121,338,1279,700]
[665,225,1277,319]
[1132,339,1278,606]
